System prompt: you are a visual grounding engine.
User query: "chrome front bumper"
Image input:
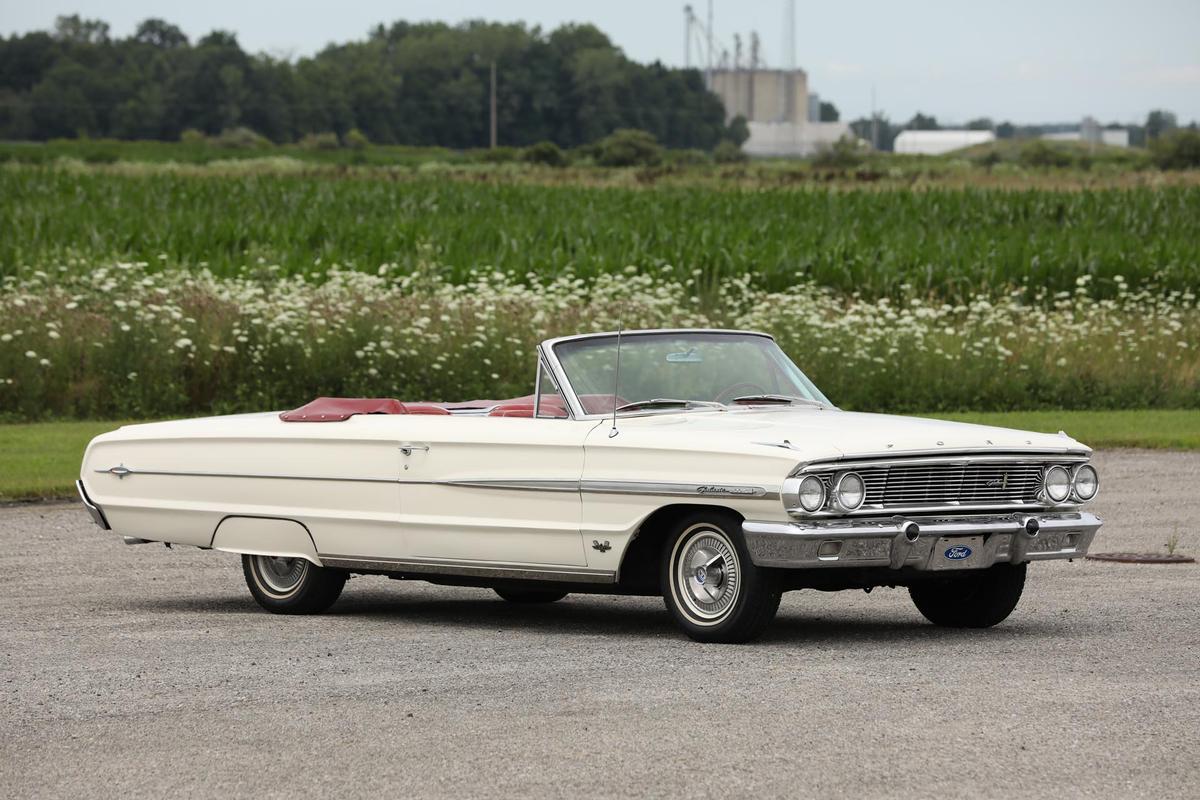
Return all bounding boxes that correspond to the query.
[743,512,1101,571]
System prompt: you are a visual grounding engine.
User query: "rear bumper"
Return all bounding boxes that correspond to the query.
[75,479,110,530]
[743,511,1101,571]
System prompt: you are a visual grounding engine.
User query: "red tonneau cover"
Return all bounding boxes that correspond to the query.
[280,397,450,422]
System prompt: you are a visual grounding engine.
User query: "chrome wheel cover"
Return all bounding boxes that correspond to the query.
[253,555,308,596]
[671,524,741,625]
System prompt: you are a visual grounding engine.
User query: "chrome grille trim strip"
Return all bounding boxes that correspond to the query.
[785,451,1091,517]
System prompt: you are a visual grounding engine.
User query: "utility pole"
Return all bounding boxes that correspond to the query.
[870,86,879,150]
[706,0,713,89]
[684,5,692,68]
[489,60,497,149]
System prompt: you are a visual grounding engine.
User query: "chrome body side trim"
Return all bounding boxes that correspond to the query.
[90,467,777,501]
[437,479,580,492]
[96,466,400,484]
[319,554,616,584]
[581,480,777,500]
[742,512,1101,570]
[75,479,110,530]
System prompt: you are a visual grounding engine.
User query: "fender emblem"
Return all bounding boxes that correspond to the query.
[696,485,758,496]
[591,540,611,553]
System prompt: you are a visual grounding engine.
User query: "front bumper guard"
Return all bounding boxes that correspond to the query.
[743,512,1101,571]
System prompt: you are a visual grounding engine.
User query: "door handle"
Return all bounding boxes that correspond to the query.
[399,444,430,456]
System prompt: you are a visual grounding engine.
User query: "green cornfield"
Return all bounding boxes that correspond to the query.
[3,166,1198,300]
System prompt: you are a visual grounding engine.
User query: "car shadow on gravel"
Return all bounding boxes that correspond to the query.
[125,589,1061,646]
[763,613,1057,645]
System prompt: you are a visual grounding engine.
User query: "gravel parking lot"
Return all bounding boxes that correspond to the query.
[2,449,1197,799]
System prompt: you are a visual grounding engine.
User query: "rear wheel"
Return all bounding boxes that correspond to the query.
[493,588,568,604]
[909,563,1027,628]
[242,554,346,614]
[661,513,781,643]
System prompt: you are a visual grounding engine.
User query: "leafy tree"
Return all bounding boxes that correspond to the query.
[907,112,939,131]
[995,121,1016,139]
[1150,129,1200,169]
[849,114,898,151]
[134,19,188,49]
[818,101,839,122]
[1145,109,1178,141]
[724,114,749,146]
[0,16,728,148]
[966,117,994,131]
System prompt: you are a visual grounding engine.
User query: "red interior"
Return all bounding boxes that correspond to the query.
[280,397,451,422]
[280,392,627,421]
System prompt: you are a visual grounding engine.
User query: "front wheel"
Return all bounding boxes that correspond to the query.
[242,554,346,614]
[661,513,781,643]
[909,563,1027,628]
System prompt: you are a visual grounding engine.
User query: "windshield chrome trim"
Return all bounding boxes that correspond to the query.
[541,328,795,421]
[538,340,586,419]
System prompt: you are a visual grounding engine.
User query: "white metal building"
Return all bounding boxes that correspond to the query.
[893,130,996,155]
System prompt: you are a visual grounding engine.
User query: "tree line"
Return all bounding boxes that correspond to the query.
[0,15,739,150]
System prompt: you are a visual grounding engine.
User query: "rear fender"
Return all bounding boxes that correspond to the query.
[210,516,322,566]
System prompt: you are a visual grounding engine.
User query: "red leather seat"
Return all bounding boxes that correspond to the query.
[280,397,450,422]
[487,399,567,418]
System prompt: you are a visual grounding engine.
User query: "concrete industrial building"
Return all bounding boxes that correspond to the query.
[709,67,850,156]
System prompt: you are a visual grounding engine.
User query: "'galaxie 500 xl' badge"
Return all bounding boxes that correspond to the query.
[696,485,760,496]
[944,545,973,560]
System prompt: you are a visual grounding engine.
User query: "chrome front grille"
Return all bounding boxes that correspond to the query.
[810,460,1049,510]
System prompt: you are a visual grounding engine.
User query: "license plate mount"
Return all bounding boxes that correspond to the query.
[929,535,986,570]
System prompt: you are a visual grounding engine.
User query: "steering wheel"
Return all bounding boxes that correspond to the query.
[715,382,770,406]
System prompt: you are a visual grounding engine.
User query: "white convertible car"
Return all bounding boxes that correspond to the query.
[78,329,1102,643]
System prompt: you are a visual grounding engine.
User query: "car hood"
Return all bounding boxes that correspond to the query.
[617,408,1089,462]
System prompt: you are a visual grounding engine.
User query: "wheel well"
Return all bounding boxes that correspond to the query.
[617,504,743,593]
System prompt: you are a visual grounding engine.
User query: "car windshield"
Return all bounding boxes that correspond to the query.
[551,332,831,415]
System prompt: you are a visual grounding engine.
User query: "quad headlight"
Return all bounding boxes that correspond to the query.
[797,475,826,512]
[833,472,866,511]
[1042,465,1072,504]
[1072,464,1099,501]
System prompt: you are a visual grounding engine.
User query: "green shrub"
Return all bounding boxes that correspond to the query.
[596,129,662,167]
[474,146,519,164]
[343,127,370,151]
[179,128,206,145]
[667,148,711,166]
[1151,129,1200,170]
[713,141,748,164]
[812,137,864,169]
[1018,140,1074,168]
[299,131,340,150]
[520,140,566,167]
[211,127,270,149]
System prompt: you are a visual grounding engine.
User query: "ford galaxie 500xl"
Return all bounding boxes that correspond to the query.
[77,329,1101,643]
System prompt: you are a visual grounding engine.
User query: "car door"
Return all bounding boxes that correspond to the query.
[393,365,600,567]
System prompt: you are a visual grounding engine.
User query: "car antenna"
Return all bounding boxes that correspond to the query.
[609,322,623,438]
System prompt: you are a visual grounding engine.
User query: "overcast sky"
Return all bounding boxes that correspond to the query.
[2,0,1198,124]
